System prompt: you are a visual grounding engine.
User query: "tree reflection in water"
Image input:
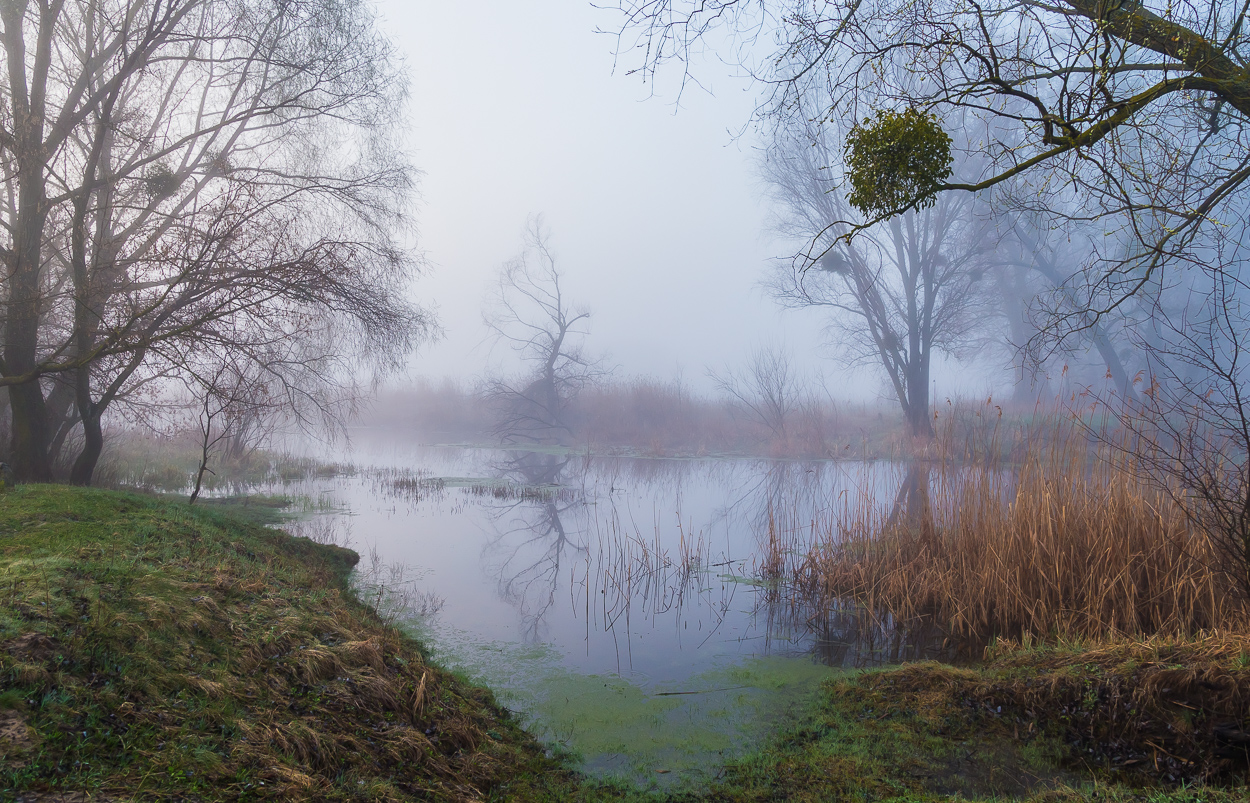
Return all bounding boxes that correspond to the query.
[479,450,739,669]
[886,463,934,543]
[747,461,973,667]
[458,451,967,669]
[480,451,589,642]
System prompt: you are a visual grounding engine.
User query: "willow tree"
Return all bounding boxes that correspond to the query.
[0,0,428,482]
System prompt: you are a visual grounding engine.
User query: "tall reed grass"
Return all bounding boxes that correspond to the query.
[796,421,1248,642]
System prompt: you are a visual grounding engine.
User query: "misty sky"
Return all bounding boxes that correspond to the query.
[376,1,1005,400]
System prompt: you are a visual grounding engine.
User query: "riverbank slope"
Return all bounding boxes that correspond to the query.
[0,485,573,801]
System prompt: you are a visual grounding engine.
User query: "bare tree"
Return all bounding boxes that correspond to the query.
[985,210,1140,403]
[762,120,993,439]
[483,217,601,445]
[0,0,429,482]
[186,358,273,504]
[711,346,803,441]
[1104,237,1250,598]
[613,0,1250,351]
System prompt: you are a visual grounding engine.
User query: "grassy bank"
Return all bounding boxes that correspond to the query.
[0,485,574,801]
[3,485,1247,802]
[694,639,1250,802]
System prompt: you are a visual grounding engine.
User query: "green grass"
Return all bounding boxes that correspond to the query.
[500,657,1250,802]
[0,484,566,801]
[1,484,1247,801]
[95,431,354,494]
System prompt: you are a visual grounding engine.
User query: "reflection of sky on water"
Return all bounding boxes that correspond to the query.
[286,433,949,682]
[272,433,959,783]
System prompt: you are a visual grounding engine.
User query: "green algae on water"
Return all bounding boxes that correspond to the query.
[409,621,843,788]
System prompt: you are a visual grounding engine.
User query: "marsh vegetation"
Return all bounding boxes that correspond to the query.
[4,0,1250,799]
[65,400,1224,792]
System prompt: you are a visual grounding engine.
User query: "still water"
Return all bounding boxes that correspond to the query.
[269,434,948,785]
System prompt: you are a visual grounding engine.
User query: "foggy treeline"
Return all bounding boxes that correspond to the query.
[2,0,1249,533]
[603,0,1250,456]
[367,376,1025,460]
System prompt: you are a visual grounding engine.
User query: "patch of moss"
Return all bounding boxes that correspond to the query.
[417,619,846,789]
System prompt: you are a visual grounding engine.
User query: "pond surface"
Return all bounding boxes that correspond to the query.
[268,432,952,786]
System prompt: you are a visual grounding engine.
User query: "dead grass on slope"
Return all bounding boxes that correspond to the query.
[0,486,562,802]
[862,634,1250,784]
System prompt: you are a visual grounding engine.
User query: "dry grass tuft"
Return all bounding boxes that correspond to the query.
[343,637,387,672]
[801,424,1249,641]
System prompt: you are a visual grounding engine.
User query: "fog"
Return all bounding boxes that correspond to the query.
[7,0,1226,484]
[379,0,1003,400]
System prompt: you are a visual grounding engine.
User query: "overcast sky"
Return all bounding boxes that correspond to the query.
[374,0,1005,400]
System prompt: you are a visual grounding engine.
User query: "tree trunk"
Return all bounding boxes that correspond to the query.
[907,403,935,439]
[7,383,53,482]
[45,378,81,469]
[1029,258,1137,404]
[189,445,211,505]
[5,191,55,481]
[67,349,147,488]
[69,409,103,486]
[2,4,54,483]
[905,356,935,439]
[1091,326,1136,402]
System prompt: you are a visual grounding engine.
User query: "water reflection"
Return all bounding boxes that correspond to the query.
[258,442,992,782]
[300,432,976,675]
[704,458,971,668]
[471,450,744,672]
[426,448,963,672]
[764,595,961,667]
[481,451,588,641]
[269,435,1061,789]
[887,463,933,538]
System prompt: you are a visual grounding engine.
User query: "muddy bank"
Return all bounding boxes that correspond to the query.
[974,637,1250,783]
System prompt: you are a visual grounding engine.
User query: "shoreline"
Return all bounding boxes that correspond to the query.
[0,485,573,801]
[3,484,1247,802]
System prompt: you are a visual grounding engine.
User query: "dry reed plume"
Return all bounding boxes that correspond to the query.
[799,426,1248,641]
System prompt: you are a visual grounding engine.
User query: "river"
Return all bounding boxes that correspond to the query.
[255,433,951,786]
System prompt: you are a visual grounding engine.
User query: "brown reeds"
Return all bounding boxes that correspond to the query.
[800,423,1249,641]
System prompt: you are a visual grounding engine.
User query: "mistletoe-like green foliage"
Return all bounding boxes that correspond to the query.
[844,108,952,217]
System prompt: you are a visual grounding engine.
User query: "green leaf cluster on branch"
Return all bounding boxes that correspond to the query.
[843,108,953,217]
